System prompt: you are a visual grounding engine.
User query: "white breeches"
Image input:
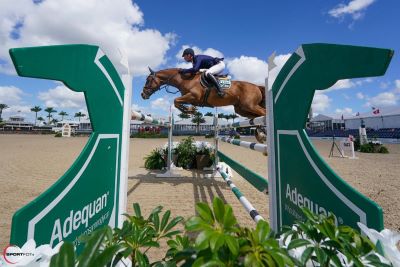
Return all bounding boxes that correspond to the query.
[205,61,225,75]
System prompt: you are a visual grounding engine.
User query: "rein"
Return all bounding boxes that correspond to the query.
[148,72,180,94]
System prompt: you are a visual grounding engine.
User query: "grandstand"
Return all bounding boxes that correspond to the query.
[307,107,400,141]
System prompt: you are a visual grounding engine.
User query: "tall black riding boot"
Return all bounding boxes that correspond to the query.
[207,73,225,97]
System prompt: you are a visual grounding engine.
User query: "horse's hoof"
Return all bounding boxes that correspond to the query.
[187,107,197,113]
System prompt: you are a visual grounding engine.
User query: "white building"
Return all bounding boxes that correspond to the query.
[1,115,34,131]
[344,107,400,130]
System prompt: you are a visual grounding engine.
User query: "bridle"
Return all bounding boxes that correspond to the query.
[143,70,180,97]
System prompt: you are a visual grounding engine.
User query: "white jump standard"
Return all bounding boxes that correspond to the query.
[131,109,182,178]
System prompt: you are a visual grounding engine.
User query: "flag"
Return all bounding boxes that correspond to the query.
[372,107,380,115]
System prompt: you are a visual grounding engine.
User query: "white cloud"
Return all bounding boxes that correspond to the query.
[356,92,365,99]
[131,103,146,113]
[0,0,174,76]
[342,93,351,100]
[335,107,353,115]
[37,85,85,108]
[2,105,31,117]
[328,0,375,20]
[326,79,356,92]
[380,81,390,89]
[312,92,331,112]
[367,92,398,107]
[150,97,171,112]
[395,80,400,93]
[226,56,268,85]
[218,105,235,114]
[355,78,373,86]
[324,78,373,93]
[0,85,24,103]
[175,62,192,69]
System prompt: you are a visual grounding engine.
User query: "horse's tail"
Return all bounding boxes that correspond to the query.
[258,85,266,108]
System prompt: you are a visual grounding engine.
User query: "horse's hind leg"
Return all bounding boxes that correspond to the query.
[234,105,258,118]
[235,105,267,143]
[246,105,266,117]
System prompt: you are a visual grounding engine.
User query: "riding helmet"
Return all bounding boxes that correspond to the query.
[182,48,195,57]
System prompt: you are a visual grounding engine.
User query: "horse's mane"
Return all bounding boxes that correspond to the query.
[157,68,200,80]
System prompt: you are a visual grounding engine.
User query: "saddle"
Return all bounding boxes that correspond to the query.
[200,72,232,89]
[199,72,232,107]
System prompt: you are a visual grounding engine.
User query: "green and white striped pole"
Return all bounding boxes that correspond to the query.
[217,164,264,222]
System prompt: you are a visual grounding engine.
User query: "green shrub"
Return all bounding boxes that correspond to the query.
[50,199,392,267]
[51,203,183,267]
[360,142,390,153]
[378,145,389,153]
[144,148,165,170]
[354,137,360,151]
[176,136,197,168]
[131,132,168,138]
[181,198,294,266]
[54,132,62,137]
[360,143,374,153]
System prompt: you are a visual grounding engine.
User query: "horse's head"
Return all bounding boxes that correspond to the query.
[141,67,162,99]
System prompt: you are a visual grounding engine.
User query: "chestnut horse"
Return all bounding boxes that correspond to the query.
[141,68,266,118]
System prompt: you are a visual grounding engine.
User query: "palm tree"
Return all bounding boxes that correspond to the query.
[59,111,68,121]
[229,113,239,123]
[0,104,9,122]
[204,112,214,117]
[74,112,86,122]
[178,112,190,119]
[51,118,59,125]
[191,112,205,133]
[44,107,57,124]
[30,106,42,126]
[37,116,45,125]
[218,113,226,119]
[223,114,230,122]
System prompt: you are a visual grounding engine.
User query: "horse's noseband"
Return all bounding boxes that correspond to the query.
[143,74,160,97]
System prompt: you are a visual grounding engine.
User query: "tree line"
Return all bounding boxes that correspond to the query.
[0,103,86,126]
[177,111,239,133]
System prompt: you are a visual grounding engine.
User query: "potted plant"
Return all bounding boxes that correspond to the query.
[144,148,165,170]
[195,141,214,170]
[162,141,179,165]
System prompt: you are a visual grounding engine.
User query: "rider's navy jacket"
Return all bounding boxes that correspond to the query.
[179,55,223,74]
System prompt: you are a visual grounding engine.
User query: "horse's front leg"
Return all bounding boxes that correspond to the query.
[174,94,197,114]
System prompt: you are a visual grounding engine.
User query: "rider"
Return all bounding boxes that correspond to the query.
[179,48,225,97]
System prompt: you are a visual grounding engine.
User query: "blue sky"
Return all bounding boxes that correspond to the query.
[0,0,399,122]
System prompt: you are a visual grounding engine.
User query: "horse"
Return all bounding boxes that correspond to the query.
[141,67,267,142]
